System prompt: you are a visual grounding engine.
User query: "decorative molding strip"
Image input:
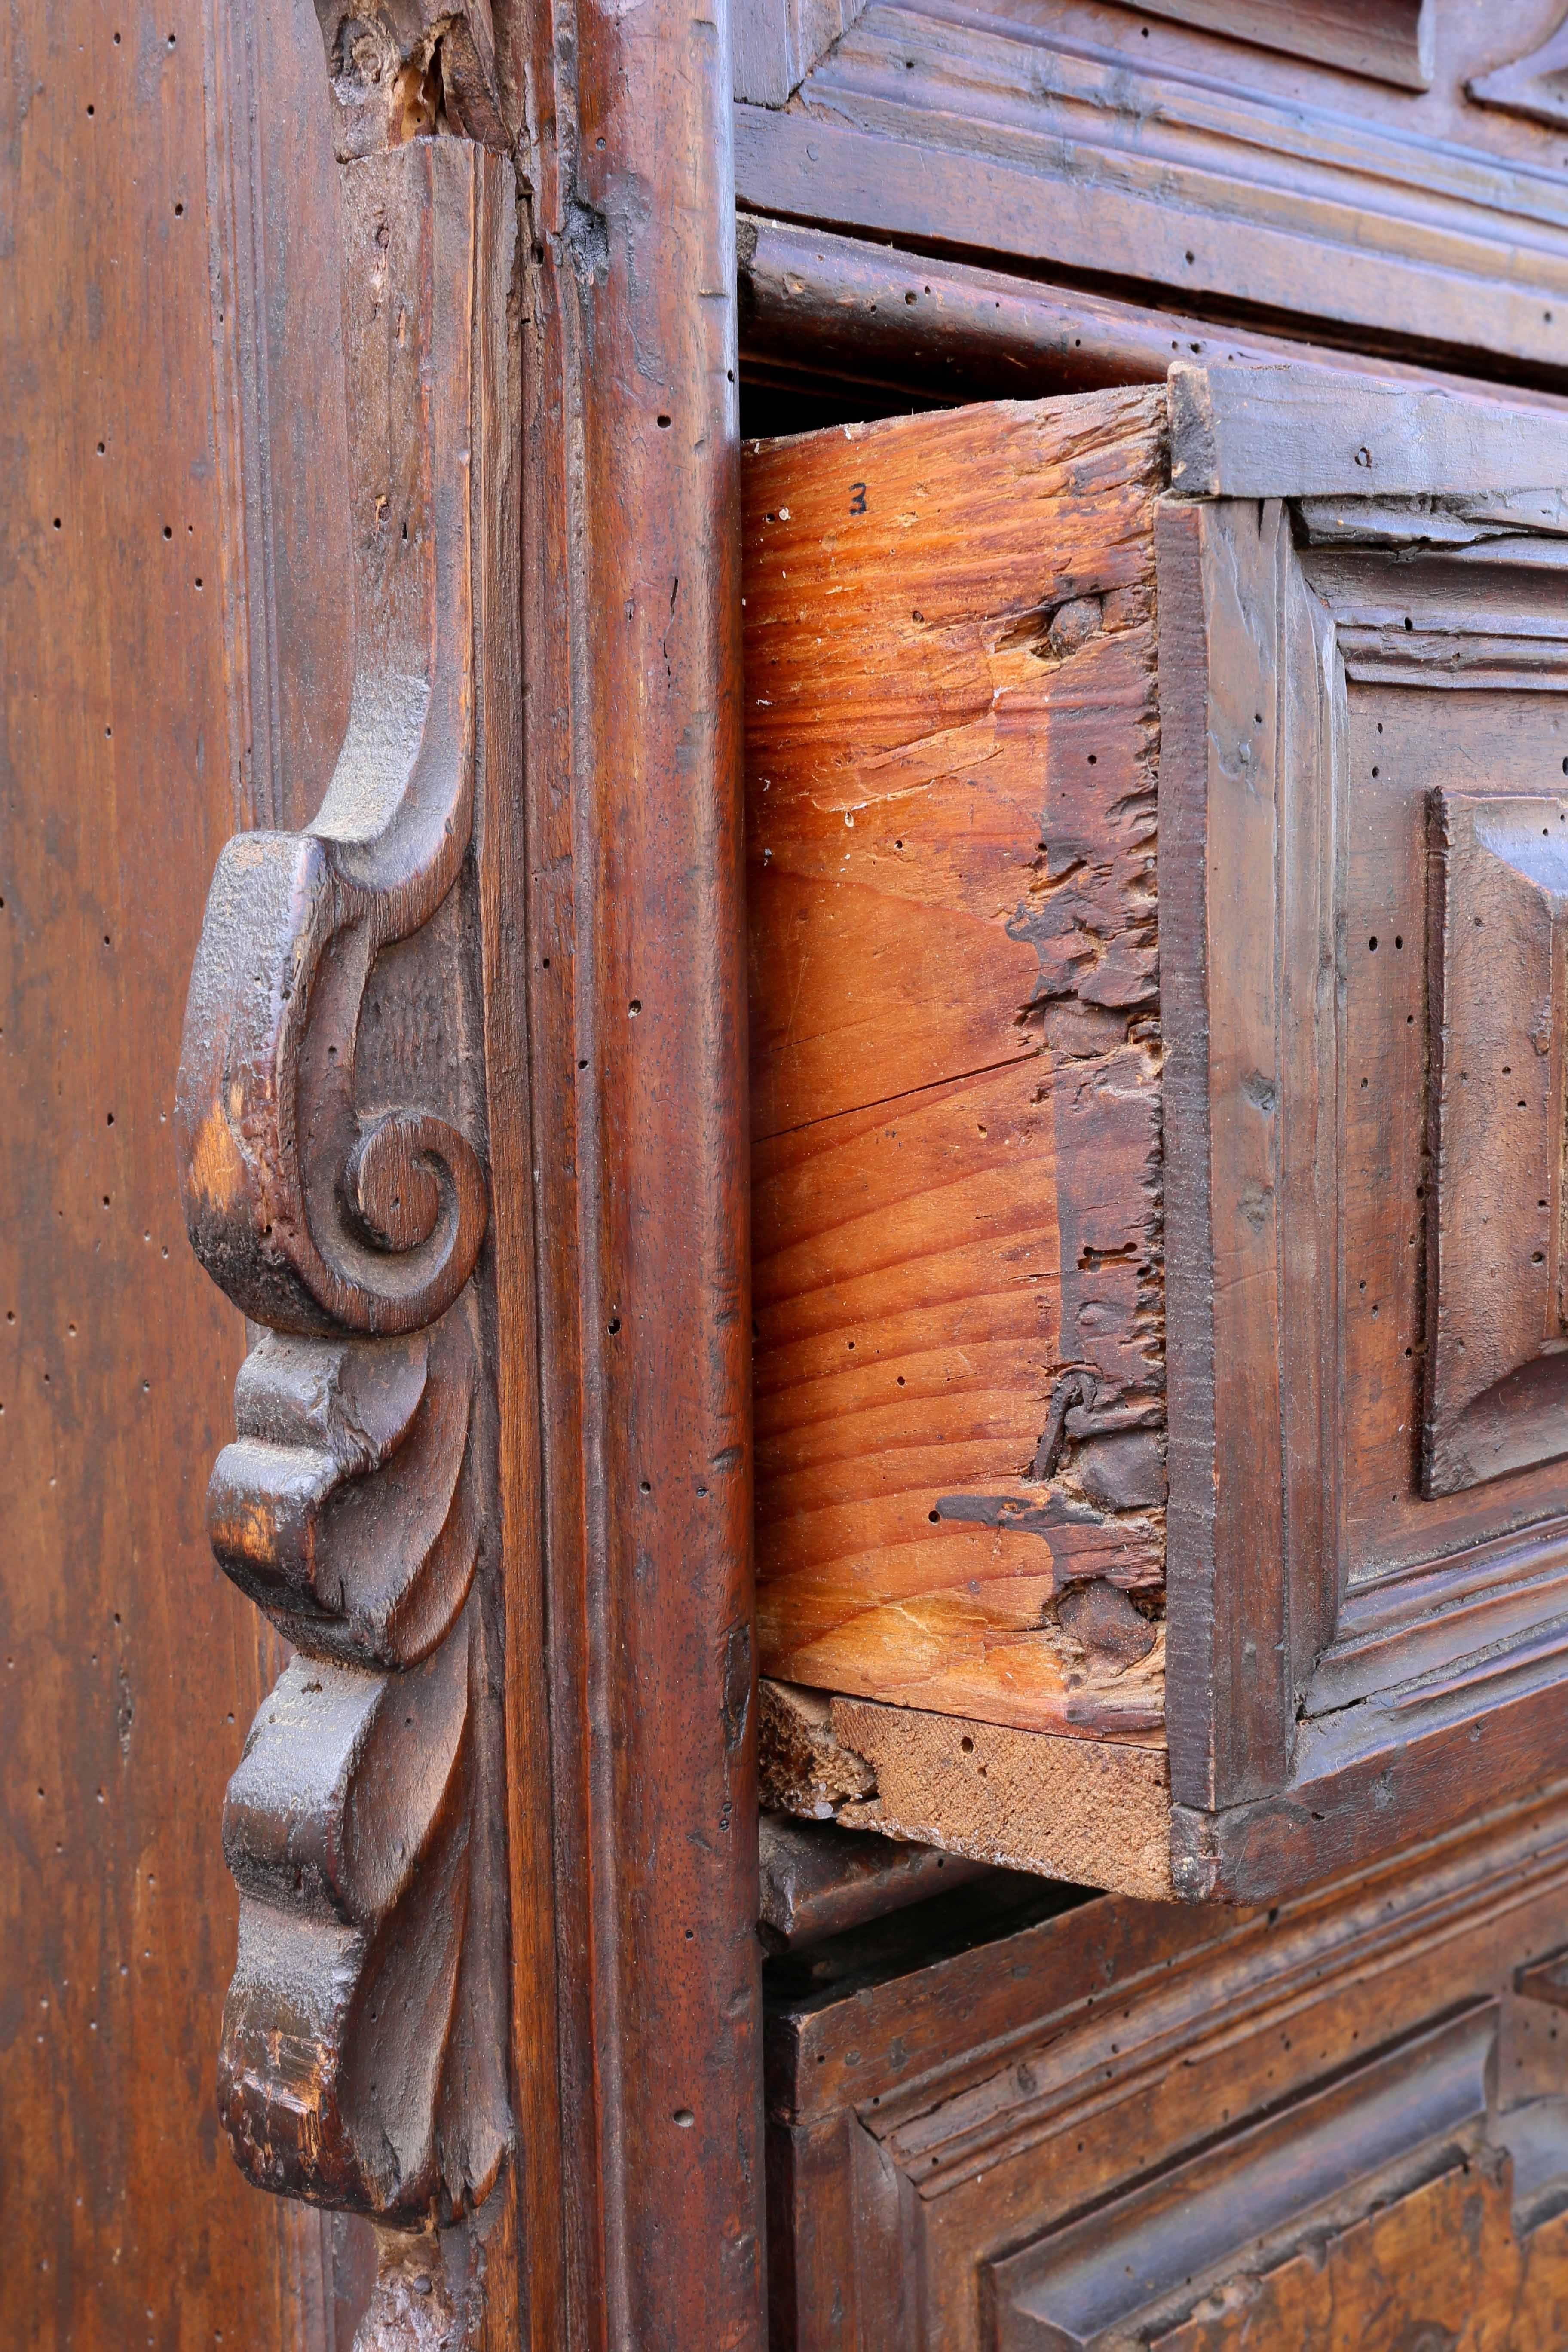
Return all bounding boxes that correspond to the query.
[1105,0,1433,92]
[176,132,514,2231]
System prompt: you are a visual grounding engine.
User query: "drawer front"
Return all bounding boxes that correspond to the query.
[765,1791,1568,2350]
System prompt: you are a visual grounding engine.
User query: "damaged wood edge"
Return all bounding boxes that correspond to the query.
[315,0,513,161]
[759,1681,1176,1902]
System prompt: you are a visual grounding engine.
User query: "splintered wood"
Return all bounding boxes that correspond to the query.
[744,386,1167,1746]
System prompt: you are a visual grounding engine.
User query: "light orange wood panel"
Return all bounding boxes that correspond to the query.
[744,385,1164,1137]
[754,1047,1163,1734]
[745,386,1168,1736]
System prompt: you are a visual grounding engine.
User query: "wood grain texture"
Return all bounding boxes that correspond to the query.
[177,135,515,2233]
[1169,360,1568,500]
[1155,495,1293,1810]
[510,0,767,2338]
[766,1779,1568,2349]
[759,1680,1171,1895]
[736,219,1568,426]
[1150,2150,1568,2351]
[731,0,867,107]
[834,1698,1173,1899]
[0,0,345,2339]
[1099,0,1433,89]
[734,3,1568,385]
[1423,791,1568,1497]
[758,1810,989,1947]
[747,389,1167,1739]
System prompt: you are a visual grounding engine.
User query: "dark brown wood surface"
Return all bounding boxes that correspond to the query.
[512,0,768,2341]
[1422,790,1568,1498]
[767,1782,1568,2349]
[739,218,1568,427]
[734,2,1568,388]
[0,0,339,2339]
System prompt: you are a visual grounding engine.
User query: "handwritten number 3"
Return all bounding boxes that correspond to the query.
[849,482,868,514]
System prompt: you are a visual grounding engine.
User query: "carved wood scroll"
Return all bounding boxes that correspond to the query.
[176,135,514,2227]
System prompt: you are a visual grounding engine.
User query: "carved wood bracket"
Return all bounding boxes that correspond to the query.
[176,134,514,2227]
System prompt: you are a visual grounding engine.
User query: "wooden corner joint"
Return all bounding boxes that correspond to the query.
[175,135,515,2229]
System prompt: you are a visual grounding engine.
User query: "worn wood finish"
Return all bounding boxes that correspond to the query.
[1099,0,1433,88]
[0,0,355,2338]
[737,220,1568,427]
[758,1811,989,1948]
[766,1782,1568,2349]
[511,0,767,2340]
[747,388,1167,1741]
[1423,791,1568,1498]
[1168,359,1568,499]
[1469,21,1568,133]
[747,359,1568,1900]
[734,3,1568,387]
[732,0,867,107]
[177,133,516,2237]
[1157,375,1568,1882]
[772,1690,1175,1899]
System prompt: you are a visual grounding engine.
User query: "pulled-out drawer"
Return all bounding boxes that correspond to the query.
[746,361,1568,1898]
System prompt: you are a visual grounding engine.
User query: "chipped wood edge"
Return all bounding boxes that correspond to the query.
[760,1680,1175,1901]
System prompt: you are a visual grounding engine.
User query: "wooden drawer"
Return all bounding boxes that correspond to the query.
[747,362,1568,1898]
[763,1787,1568,2350]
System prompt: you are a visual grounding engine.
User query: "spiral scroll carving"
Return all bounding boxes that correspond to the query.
[176,133,515,2231]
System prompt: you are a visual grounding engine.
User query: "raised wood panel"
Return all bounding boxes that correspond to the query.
[747,387,1165,1740]
[765,1786,1568,2351]
[1150,2152,1568,2352]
